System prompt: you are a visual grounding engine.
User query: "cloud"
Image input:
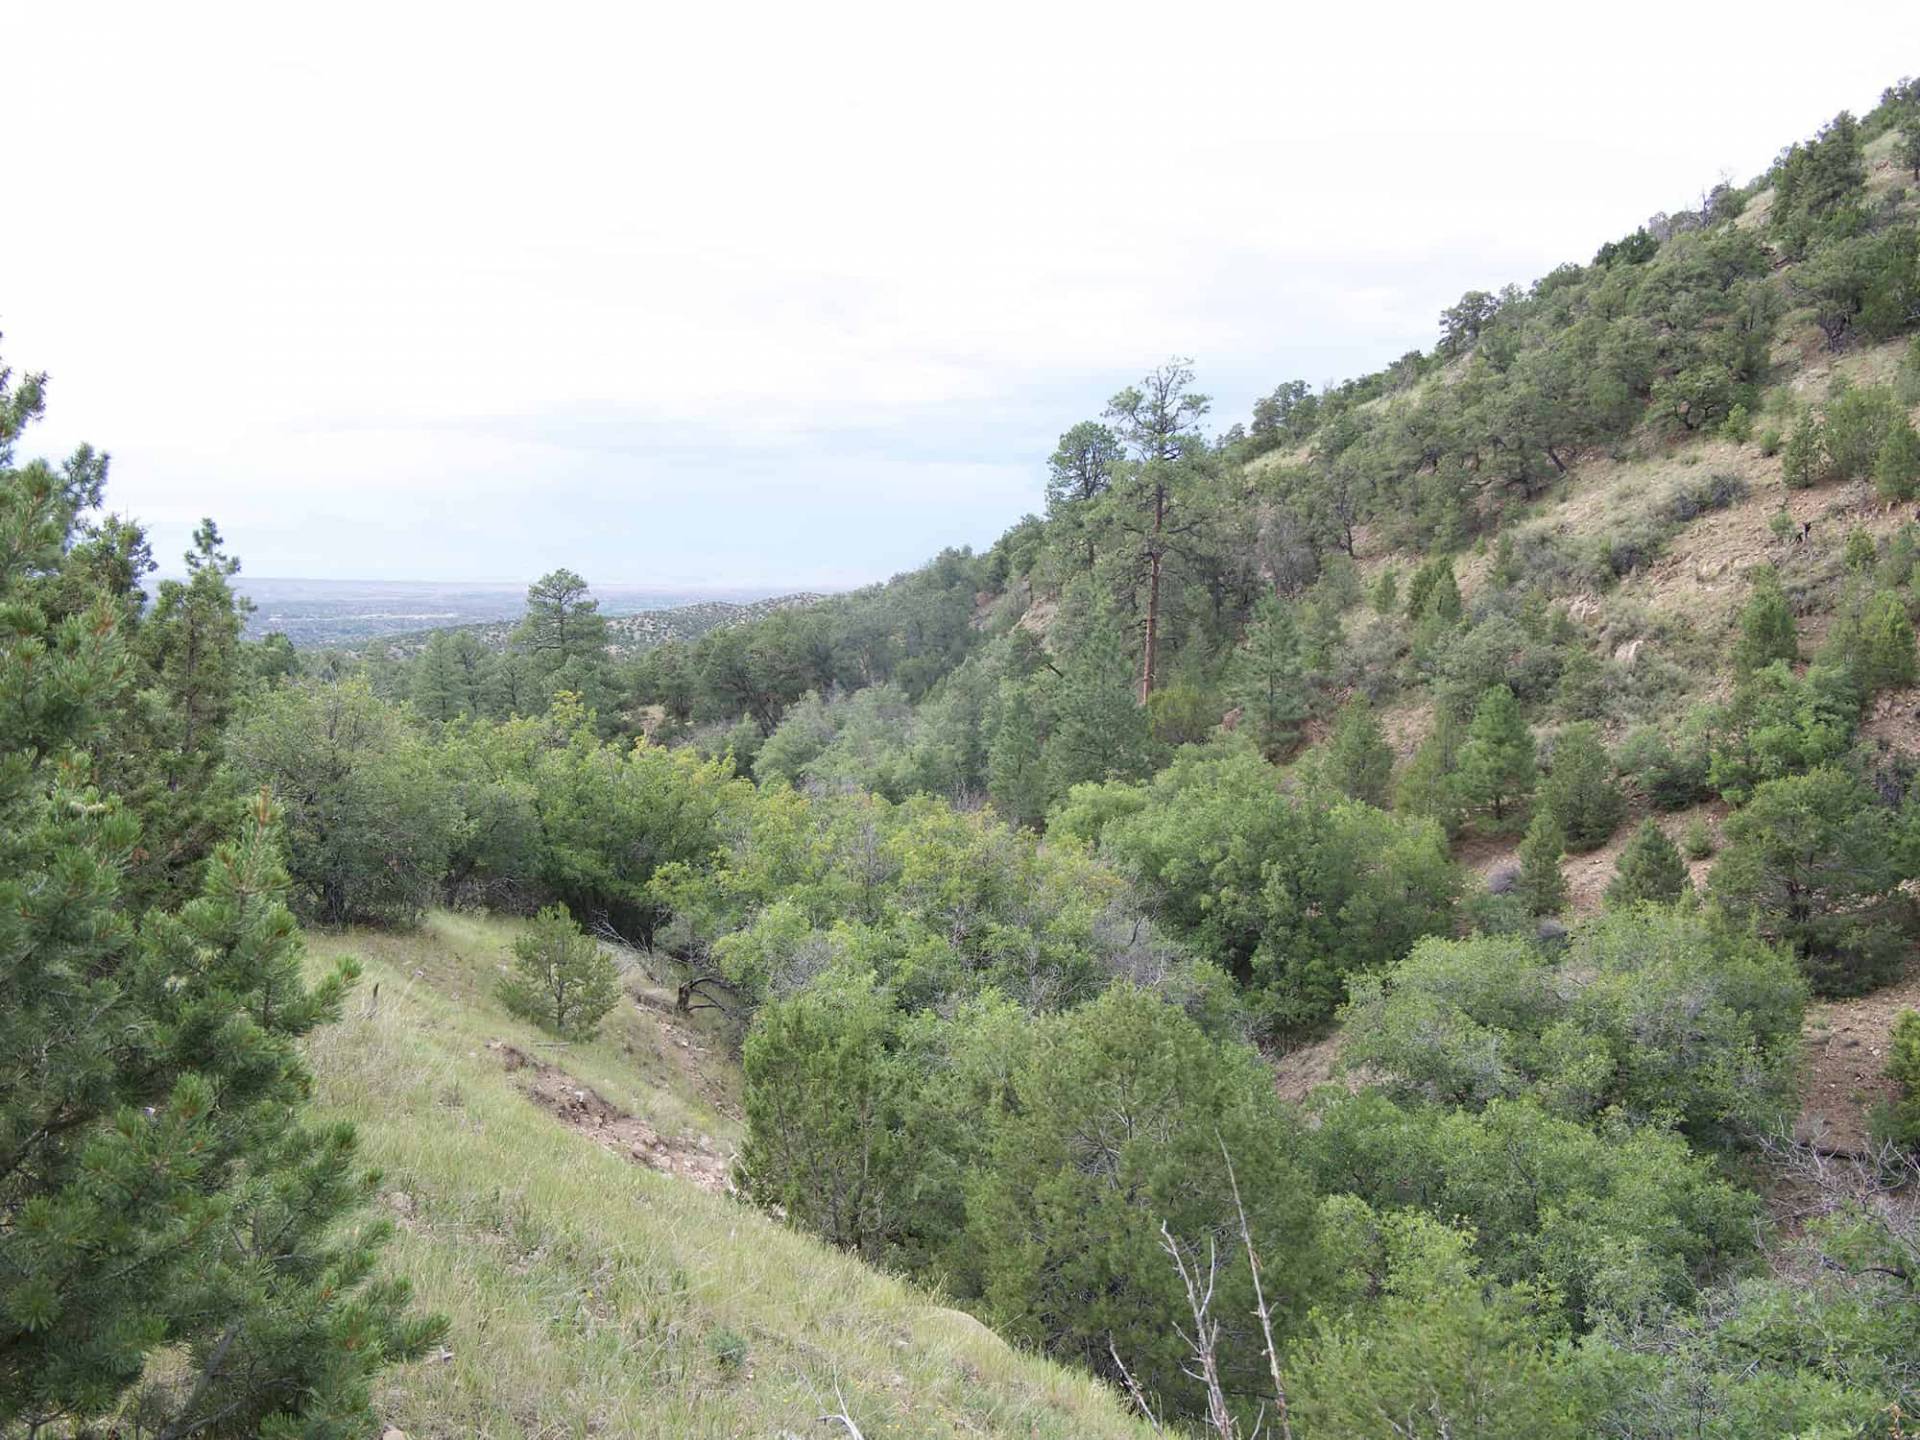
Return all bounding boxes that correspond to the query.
[3,0,1911,584]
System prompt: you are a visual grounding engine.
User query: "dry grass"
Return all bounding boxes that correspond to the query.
[305,913,1153,1440]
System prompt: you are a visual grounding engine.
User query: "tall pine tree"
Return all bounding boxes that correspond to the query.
[1231,592,1310,762]
[0,346,443,1434]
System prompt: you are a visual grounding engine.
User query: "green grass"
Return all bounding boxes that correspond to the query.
[304,912,1152,1439]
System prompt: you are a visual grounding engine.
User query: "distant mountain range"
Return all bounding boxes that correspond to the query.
[362,592,827,659]
[227,576,822,649]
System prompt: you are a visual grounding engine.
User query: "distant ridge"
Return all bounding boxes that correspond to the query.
[360,591,826,659]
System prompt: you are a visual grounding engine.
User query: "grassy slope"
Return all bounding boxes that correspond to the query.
[305,913,1150,1440]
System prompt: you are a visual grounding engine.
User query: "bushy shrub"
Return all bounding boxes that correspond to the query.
[1341,907,1805,1145]
[1607,819,1691,908]
[1306,1092,1757,1332]
[1538,722,1625,851]
[1712,767,1911,995]
[1874,1010,1920,1147]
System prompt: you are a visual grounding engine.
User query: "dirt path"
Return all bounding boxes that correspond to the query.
[489,1041,734,1194]
[1794,965,1920,1157]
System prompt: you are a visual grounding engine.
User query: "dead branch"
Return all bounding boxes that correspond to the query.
[1218,1131,1294,1440]
[1108,1335,1164,1433]
[817,1380,867,1440]
[1161,1223,1239,1440]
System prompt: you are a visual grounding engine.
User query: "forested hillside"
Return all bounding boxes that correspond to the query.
[10,77,1920,1440]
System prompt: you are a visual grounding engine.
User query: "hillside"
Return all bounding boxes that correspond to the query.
[309,912,1152,1440]
[15,76,1920,1440]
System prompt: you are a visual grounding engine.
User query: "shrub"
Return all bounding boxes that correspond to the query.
[1845,527,1878,572]
[497,904,622,1039]
[1876,416,1920,503]
[968,986,1326,1417]
[1456,685,1537,833]
[1516,810,1569,916]
[1607,819,1690,908]
[1874,1011,1920,1147]
[1341,907,1805,1145]
[1781,416,1823,488]
[1712,767,1910,995]
[1666,472,1748,524]
[1681,815,1714,860]
[1732,566,1798,677]
[1616,722,1712,811]
[1539,722,1625,851]
[1824,384,1902,482]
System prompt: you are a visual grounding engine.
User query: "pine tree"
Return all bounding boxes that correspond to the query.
[1732,567,1798,678]
[1516,810,1569,916]
[1456,685,1537,833]
[1875,418,1920,503]
[0,351,443,1432]
[1326,694,1394,807]
[1781,415,1824,489]
[1372,567,1399,615]
[1845,527,1878,572]
[498,904,622,1040]
[126,519,252,907]
[1396,710,1464,837]
[1607,819,1690,908]
[1537,722,1624,851]
[1860,590,1917,695]
[987,685,1049,829]
[1231,592,1310,762]
[1048,611,1157,794]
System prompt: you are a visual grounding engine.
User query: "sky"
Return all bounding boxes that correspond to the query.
[5,2,1917,589]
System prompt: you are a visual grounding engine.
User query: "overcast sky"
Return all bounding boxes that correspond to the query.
[5,3,1916,588]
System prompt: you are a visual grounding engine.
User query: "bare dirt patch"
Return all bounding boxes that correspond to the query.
[1794,965,1920,1158]
[489,1041,733,1194]
[1272,1031,1351,1104]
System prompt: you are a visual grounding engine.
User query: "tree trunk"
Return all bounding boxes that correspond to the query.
[1140,483,1165,703]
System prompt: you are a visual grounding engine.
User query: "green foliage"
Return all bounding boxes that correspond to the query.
[1844,527,1878,572]
[1293,1207,1588,1439]
[1681,815,1715,860]
[1823,384,1904,480]
[1396,709,1466,835]
[1520,814,1566,913]
[1101,749,1458,1031]
[987,684,1049,828]
[1455,685,1537,832]
[1341,907,1805,1145]
[1712,767,1911,995]
[1874,414,1920,502]
[1405,557,1462,628]
[1047,609,1157,796]
[1515,809,1568,916]
[1732,567,1798,677]
[1876,1010,1920,1147]
[496,904,621,1039]
[1537,721,1623,851]
[1704,661,1858,802]
[229,677,459,925]
[1323,693,1395,807]
[1371,566,1399,614]
[1607,819,1691,908]
[967,986,1324,1417]
[1230,592,1310,761]
[0,356,441,1434]
[1307,1091,1757,1331]
[738,967,937,1261]
[1781,415,1823,489]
